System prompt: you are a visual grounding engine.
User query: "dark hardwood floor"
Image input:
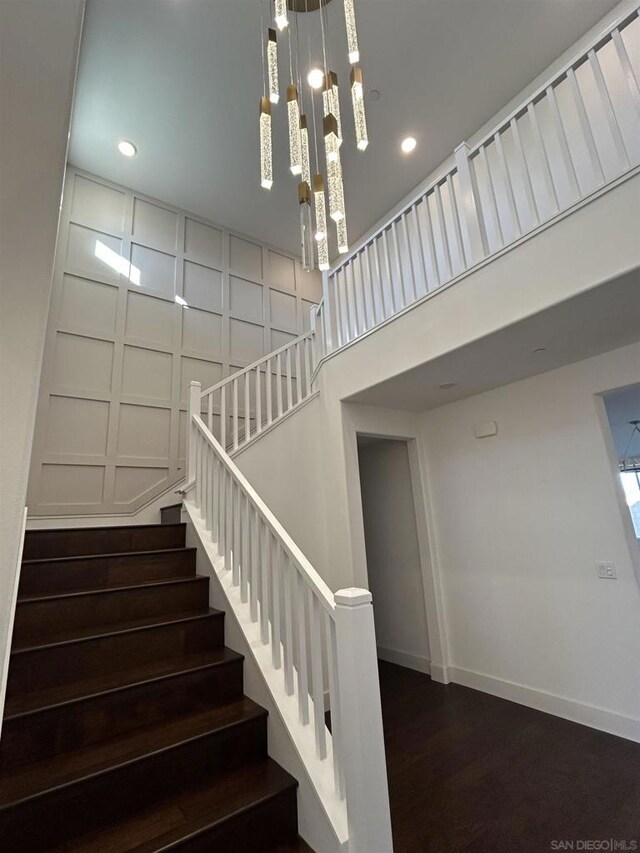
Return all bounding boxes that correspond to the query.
[379,661,640,853]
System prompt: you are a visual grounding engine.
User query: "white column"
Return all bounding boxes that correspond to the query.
[334,588,393,853]
[187,380,201,485]
[454,142,489,265]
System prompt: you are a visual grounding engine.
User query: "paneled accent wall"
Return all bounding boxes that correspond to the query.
[28,168,321,517]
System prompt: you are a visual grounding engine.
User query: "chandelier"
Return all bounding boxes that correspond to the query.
[620,420,640,472]
[259,0,369,271]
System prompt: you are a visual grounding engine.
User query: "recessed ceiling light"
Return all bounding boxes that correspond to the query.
[307,68,324,90]
[369,89,381,102]
[117,140,137,158]
[401,136,417,154]
[439,381,457,390]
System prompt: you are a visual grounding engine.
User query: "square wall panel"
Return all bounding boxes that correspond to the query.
[269,289,297,331]
[131,244,176,298]
[229,276,263,324]
[180,357,223,401]
[59,275,118,337]
[40,464,105,506]
[125,291,174,348]
[122,345,172,401]
[184,218,222,268]
[269,251,296,292]
[271,329,297,351]
[70,176,125,234]
[117,404,171,459]
[230,235,262,280]
[132,198,178,251]
[183,261,223,313]
[229,318,265,364]
[114,466,168,504]
[45,396,110,456]
[52,333,113,394]
[182,307,222,357]
[67,224,123,282]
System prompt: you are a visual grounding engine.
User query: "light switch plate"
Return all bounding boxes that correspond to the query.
[597,562,617,579]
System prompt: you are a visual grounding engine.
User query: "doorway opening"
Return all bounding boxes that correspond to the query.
[357,436,430,675]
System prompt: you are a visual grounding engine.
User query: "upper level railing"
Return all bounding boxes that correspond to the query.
[185,381,392,851]
[315,5,640,357]
[199,328,318,455]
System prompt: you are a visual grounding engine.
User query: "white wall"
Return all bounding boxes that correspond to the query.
[358,440,430,673]
[0,0,85,729]
[28,168,321,518]
[233,395,326,574]
[420,342,640,738]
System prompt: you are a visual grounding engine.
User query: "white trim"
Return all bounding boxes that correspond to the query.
[450,665,640,744]
[0,507,27,740]
[377,646,430,675]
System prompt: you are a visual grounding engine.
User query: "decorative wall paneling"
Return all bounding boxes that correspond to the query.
[28,169,321,517]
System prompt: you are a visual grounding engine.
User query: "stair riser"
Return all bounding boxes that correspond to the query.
[18,549,196,597]
[159,788,299,853]
[23,524,186,560]
[7,616,224,698]
[0,659,244,771]
[13,578,210,646]
[0,717,268,851]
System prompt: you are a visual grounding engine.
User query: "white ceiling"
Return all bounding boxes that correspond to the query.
[69,0,620,256]
[344,270,640,412]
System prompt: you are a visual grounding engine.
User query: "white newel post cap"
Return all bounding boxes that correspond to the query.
[334,588,372,607]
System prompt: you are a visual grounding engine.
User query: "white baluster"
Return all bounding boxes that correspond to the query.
[260,519,270,645]
[220,383,227,450]
[283,553,294,695]
[250,506,259,623]
[266,357,273,425]
[321,270,335,354]
[446,172,466,274]
[433,181,454,281]
[285,347,293,412]
[232,478,240,586]
[207,392,213,432]
[295,340,302,404]
[390,220,408,308]
[244,371,251,444]
[296,570,310,725]
[309,591,327,759]
[271,538,282,669]
[400,214,418,303]
[276,353,283,417]
[187,380,201,487]
[546,83,581,200]
[567,66,605,185]
[493,130,522,238]
[324,610,345,799]
[232,377,239,451]
[588,48,630,170]
[510,117,540,225]
[611,28,640,123]
[241,492,249,604]
[256,365,263,434]
[526,102,560,214]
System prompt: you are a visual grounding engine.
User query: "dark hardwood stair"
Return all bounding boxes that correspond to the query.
[0,521,308,851]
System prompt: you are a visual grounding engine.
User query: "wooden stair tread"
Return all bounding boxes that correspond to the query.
[11,608,222,653]
[4,646,241,719]
[21,546,195,568]
[60,759,297,853]
[23,523,186,560]
[17,574,208,603]
[0,698,266,807]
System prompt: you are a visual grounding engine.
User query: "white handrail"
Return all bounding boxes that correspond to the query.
[185,381,393,852]
[318,6,640,358]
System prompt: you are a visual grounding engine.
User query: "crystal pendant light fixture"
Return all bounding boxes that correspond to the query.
[288,85,302,176]
[259,97,273,190]
[313,173,327,241]
[267,29,279,103]
[327,155,346,223]
[322,72,342,146]
[323,112,340,163]
[298,181,315,272]
[351,65,368,151]
[300,115,311,185]
[336,214,349,254]
[343,0,360,63]
[275,0,289,31]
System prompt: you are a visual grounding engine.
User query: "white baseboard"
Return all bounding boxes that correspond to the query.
[450,665,640,744]
[377,646,430,675]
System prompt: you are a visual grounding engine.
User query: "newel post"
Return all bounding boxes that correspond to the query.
[454,141,489,265]
[186,380,201,486]
[334,588,393,853]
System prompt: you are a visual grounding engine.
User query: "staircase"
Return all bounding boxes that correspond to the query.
[0,520,311,851]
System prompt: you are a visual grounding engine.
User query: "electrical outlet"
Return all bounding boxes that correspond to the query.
[597,562,617,580]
